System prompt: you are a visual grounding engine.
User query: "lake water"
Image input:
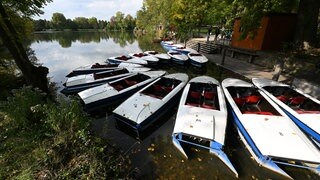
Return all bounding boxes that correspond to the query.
[30,31,316,179]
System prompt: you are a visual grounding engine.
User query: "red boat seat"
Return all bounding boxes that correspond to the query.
[153,84,163,92]
[234,97,246,107]
[204,91,215,100]
[113,84,124,91]
[277,95,289,103]
[289,96,306,106]
[164,86,173,93]
[190,91,201,99]
[124,79,137,86]
[246,95,261,104]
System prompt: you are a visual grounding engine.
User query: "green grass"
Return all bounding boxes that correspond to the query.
[0,85,135,179]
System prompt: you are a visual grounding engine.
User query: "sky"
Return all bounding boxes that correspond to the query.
[33,0,144,21]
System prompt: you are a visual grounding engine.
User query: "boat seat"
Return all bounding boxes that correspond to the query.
[277,95,289,103]
[125,79,137,86]
[204,91,215,99]
[190,91,201,99]
[288,96,306,106]
[186,91,201,107]
[245,95,262,112]
[153,84,164,91]
[246,95,261,104]
[202,91,216,109]
[164,86,173,93]
[113,84,124,91]
[234,97,246,107]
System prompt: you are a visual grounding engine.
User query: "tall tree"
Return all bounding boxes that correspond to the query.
[0,0,52,93]
[51,12,66,29]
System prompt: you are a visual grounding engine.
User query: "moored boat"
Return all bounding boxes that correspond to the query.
[61,67,150,95]
[187,52,208,68]
[172,46,196,55]
[167,50,188,65]
[144,50,171,63]
[172,76,238,177]
[160,41,183,51]
[252,78,320,147]
[66,62,142,77]
[78,71,167,112]
[128,52,159,66]
[113,73,188,136]
[222,78,320,179]
[107,55,148,65]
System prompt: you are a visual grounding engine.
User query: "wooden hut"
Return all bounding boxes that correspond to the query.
[231,13,297,51]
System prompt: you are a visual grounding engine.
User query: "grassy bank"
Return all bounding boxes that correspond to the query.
[0,83,135,178]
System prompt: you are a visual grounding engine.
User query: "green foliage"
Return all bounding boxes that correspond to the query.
[2,0,53,17]
[0,87,135,179]
[232,0,299,38]
[136,0,234,41]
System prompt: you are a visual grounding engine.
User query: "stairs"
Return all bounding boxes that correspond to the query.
[186,39,220,54]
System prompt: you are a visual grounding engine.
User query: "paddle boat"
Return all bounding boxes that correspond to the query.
[144,50,171,63]
[172,76,238,177]
[171,46,196,55]
[113,73,188,136]
[128,52,159,66]
[160,41,183,51]
[252,78,320,147]
[78,71,167,113]
[167,50,189,65]
[187,52,208,68]
[107,55,148,65]
[61,67,150,95]
[222,78,320,179]
[66,62,142,77]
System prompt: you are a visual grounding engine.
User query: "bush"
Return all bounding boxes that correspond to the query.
[0,87,135,179]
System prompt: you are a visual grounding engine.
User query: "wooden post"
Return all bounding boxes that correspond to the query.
[221,48,226,65]
[197,43,200,52]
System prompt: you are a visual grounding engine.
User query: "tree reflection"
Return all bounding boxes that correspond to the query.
[30,31,138,48]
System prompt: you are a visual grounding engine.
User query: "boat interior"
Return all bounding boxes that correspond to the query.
[169,51,181,55]
[148,51,158,55]
[141,77,182,99]
[185,82,220,110]
[109,73,150,91]
[264,86,320,114]
[93,69,129,80]
[189,53,202,57]
[227,87,281,115]
[132,53,148,57]
[115,55,133,60]
[91,63,116,69]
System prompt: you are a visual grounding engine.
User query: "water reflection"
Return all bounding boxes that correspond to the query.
[31,31,138,48]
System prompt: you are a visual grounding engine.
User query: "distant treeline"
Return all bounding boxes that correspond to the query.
[33,11,136,31]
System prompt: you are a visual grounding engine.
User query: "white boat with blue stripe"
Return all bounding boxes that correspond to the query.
[187,52,208,68]
[252,78,320,147]
[222,78,320,179]
[167,50,188,65]
[172,76,238,177]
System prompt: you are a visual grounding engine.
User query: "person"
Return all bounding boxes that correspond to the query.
[214,27,220,41]
[207,26,212,42]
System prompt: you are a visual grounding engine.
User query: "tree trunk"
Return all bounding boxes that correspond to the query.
[295,0,320,49]
[0,4,49,93]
